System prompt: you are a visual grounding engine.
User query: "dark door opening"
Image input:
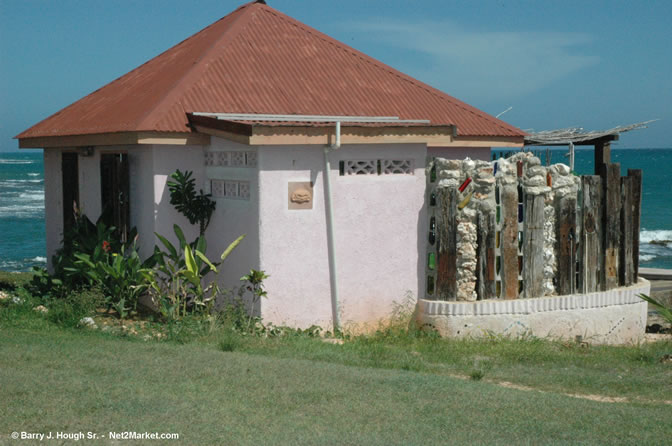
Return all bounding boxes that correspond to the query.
[100,153,130,243]
[62,152,79,233]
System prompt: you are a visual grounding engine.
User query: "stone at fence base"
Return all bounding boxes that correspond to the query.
[439,169,460,180]
[526,186,551,196]
[438,179,459,188]
[416,279,650,345]
[550,164,571,176]
[527,156,541,166]
[527,165,546,176]
[526,175,546,187]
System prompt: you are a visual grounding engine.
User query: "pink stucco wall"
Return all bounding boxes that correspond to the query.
[257,144,428,329]
[42,141,499,330]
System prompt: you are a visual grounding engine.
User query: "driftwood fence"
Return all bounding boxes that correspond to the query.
[425,154,642,301]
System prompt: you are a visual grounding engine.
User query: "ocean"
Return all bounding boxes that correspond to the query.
[1,149,671,271]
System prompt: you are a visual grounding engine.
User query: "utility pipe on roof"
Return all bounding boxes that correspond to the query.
[323,121,341,331]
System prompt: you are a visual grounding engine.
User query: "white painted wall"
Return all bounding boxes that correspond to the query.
[428,146,491,161]
[127,146,155,257]
[257,144,428,329]
[151,145,205,247]
[43,150,62,272]
[204,138,260,300]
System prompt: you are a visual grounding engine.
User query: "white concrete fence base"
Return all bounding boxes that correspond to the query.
[416,279,651,345]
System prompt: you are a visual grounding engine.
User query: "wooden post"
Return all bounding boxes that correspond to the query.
[580,176,602,293]
[601,163,621,290]
[594,140,611,176]
[476,211,497,300]
[523,194,545,298]
[555,194,577,295]
[620,177,635,286]
[500,184,519,299]
[627,169,643,280]
[436,187,457,300]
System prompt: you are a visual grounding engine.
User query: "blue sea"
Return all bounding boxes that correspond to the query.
[1,149,671,271]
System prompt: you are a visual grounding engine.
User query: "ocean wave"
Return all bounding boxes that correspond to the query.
[1,179,43,184]
[640,229,672,244]
[639,254,655,262]
[0,204,45,217]
[0,159,35,164]
[27,173,41,177]
[18,192,45,201]
[31,256,47,263]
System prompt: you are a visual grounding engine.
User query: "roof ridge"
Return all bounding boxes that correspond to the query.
[136,2,258,130]
[258,7,522,136]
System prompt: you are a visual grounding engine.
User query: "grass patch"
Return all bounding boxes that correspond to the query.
[1,282,671,443]
[1,326,671,445]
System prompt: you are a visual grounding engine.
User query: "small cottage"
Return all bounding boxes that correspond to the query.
[17,1,525,329]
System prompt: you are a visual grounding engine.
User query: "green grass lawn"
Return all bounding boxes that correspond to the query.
[1,326,671,446]
[2,290,672,445]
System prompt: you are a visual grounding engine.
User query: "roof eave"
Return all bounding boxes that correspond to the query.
[187,114,456,146]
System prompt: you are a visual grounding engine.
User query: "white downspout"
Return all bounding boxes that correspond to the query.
[323,121,341,331]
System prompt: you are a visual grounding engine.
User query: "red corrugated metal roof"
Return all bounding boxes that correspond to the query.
[17,1,525,140]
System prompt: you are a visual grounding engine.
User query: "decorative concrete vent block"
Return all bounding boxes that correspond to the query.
[238,181,251,200]
[245,152,257,167]
[224,181,239,197]
[211,179,225,197]
[210,179,250,201]
[216,152,230,166]
[231,151,246,167]
[382,159,413,175]
[345,160,377,175]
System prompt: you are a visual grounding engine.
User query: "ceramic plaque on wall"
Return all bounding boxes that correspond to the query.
[288,181,313,210]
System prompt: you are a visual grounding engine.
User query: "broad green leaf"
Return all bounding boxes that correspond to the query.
[195,250,217,273]
[184,245,197,275]
[155,232,177,259]
[221,234,246,261]
[174,225,187,251]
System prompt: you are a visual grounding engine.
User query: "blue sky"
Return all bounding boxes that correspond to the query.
[1,0,670,151]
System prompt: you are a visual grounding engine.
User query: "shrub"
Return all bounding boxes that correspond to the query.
[167,170,216,236]
[639,293,672,325]
[146,224,245,320]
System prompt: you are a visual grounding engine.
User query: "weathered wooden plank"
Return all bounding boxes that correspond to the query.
[500,184,519,299]
[580,176,602,293]
[477,212,486,300]
[620,177,634,286]
[476,211,497,300]
[523,193,545,298]
[436,187,457,300]
[600,163,621,290]
[555,194,577,295]
[594,141,611,175]
[627,169,643,280]
[485,212,497,300]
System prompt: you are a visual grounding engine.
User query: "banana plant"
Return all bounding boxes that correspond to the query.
[147,227,245,320]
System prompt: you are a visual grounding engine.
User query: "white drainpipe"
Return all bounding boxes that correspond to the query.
[323,121,341,331]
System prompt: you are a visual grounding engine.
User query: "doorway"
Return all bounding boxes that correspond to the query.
[100,153,130,242]
[61,152,79,233]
